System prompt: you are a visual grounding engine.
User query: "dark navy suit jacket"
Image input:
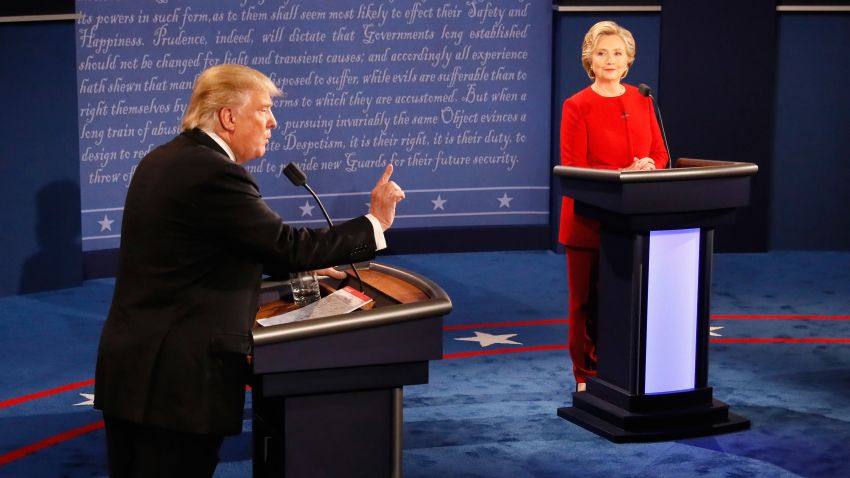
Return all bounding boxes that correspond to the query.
[95,129,377,435]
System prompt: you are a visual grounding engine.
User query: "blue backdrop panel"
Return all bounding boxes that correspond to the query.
[75,0,553,252]
[659,0,777,252]
[771,13,850,250]
[0,20,81,297]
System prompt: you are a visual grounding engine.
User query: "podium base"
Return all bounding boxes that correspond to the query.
[557,381,750,443]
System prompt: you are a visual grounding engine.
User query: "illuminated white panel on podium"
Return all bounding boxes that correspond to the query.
[644,228,700,394]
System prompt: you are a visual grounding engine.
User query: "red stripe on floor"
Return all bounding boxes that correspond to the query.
[443,315,850,330]
[445,337,850,358]
[444,319,568,330]
[0,420,104,466]
[710,338,850,343]
[444,344,568,359]
[0,379,95,409]
[711,314,850,320]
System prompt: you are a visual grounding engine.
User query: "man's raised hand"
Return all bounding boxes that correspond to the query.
[369,164,405,231]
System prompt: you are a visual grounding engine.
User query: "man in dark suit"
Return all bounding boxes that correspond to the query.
[94,64,405,477]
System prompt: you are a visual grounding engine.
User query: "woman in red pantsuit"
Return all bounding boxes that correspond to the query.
[559,21,668,391]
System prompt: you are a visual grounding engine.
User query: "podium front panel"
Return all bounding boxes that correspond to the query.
[251,262,451,477]
[644,228,700,393]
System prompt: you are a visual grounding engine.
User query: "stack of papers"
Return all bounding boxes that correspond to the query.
[257,286,372,327]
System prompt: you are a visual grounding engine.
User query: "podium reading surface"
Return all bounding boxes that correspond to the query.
[553,158,757,442]
[251,262,451,477]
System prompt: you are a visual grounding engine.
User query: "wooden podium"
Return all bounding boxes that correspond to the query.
[553,158,757,442]
[251,262,451,477]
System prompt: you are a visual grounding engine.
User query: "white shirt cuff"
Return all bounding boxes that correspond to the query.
[365,214,387,251]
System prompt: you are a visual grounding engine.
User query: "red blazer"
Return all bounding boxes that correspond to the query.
[558,84,668,248]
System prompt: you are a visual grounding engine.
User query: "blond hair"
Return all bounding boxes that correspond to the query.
[581,21,636,80]
[181,64,282,131]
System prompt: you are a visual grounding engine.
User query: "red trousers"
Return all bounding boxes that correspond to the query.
[566,247,599,383]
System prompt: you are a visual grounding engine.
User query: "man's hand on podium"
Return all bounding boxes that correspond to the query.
[315,267,347,280]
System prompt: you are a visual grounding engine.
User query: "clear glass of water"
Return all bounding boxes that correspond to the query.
[290,270,321,306]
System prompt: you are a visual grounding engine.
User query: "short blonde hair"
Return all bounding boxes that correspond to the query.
[181,64,282,131]
[581,21,636,80]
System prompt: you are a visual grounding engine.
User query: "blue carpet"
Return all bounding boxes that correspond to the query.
[1,251,848,477]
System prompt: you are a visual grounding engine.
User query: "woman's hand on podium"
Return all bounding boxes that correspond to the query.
[622,156,657,171]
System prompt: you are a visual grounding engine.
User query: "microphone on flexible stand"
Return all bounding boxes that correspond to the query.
[638,83,673,169]
[283,162,365,292]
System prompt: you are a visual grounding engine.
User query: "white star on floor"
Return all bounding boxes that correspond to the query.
[73,393,95,406]
[455,331,522,347]
[497,193,513,208]
[97,214,114,232]
[710,326,724,337]
[299,201,315,217]
[431,195,447,210]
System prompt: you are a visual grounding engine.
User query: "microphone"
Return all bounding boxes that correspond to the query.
[638,83,673,169]
[283,163,365,292]
[283,163,306,187]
